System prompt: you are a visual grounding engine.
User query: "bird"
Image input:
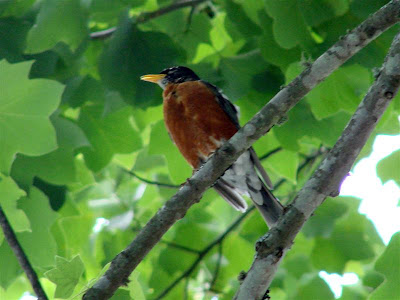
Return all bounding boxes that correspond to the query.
[141,66,283,227]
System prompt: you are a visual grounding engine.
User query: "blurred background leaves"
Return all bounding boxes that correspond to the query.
[0,0,399,299]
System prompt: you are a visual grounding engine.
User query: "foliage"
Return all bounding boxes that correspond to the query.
[0,0,399,299]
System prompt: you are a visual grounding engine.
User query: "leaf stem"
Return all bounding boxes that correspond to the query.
[122,169,180,188]
[90,0,208,39]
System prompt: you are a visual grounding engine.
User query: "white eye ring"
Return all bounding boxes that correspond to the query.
[158,78,169,90]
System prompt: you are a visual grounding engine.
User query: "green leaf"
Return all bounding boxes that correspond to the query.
[0,276,33,300]
[11,115,89,187]
[258,11,301,69]
[210,13,233,52]
[213,233,253,292]
[299,0,349,27]
[224,0,262,38]
[62,75,105,108]
[377,104,400,135]
[0,0,34,17]
[0,17,31,62]
[148,120,191,184]
[29,42,83,82]
[363,270,384,290]
[0,174,30,233]
[127,271,145,300]
[78,106,142,171]
[315,13,397,69]
[350,0,391,19]
[284,254,313,279]
[174,14,213,61]
[339,285,368,300]
[266,149,298,184]
[219,51,269,99]
[303,197,348,238]
[145,9,186,38]
[0,241,22,289]
[59,215,94,256]
[307,64,371,120]
[265,0,313,49]
[370,232,400,300]
[33,178,67,211]
[311,212,377,273]
[25,0,88,53]
[103,91,128,117]
[99,13,184,107]
[0,60,63,173]
[133,149,165,173]
[296,275,335,300]
[238,208,267,242]
[131,103,163,131]
[274,102,349,151]
[111,289,131,299]
[45,255,84,299]
[17,187,58,268]
[89,0,138,23]
[376,149,400,186]
[158,247,194,276]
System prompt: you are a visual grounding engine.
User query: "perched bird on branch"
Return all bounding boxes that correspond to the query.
[141,66,283,227]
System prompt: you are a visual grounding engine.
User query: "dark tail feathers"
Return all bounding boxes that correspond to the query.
[250,185,283,227]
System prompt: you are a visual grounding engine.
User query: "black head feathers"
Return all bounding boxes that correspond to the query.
[160,66,200,83]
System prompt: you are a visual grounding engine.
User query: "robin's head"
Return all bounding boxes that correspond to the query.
[141,66,200,89]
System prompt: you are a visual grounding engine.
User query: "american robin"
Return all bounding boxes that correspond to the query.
[141,66,283,227]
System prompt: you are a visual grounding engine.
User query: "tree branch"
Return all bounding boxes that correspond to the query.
[0,207,48,300]
[259,147,282,161]
[90,0,207,39]
[209,241,223,291]
[122,169,180,188]
[82,2,400,299]
[160,240,200,254]
[234,31,400,300]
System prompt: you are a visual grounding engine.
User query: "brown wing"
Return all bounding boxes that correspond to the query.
[201,81,240,129]
[203,81,274,189]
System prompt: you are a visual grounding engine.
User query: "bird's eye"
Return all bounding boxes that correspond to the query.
[157,77,169,89]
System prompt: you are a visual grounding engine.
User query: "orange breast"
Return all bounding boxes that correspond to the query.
[163,81,238,168]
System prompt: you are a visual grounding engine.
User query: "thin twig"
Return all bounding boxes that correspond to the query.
[160,240,201,254]
[122,169,180,188]
[0,207,48,300]
[183,277,189,300]
[259,147,282,161]
[209,241,223,290]
[90,0,208,39]
[297,146,327,175]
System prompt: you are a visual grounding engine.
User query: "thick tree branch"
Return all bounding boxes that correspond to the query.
[234,32,400,300]
[83,2,400,299]
[90,0,207,39]
[0,207,48,300]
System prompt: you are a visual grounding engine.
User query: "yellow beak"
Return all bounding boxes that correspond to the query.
[140,74,166,83]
